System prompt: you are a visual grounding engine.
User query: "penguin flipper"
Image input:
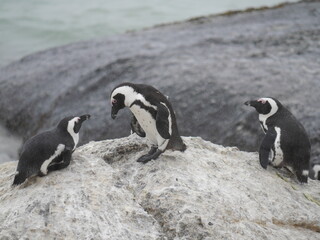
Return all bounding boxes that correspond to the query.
[130,114,146,137]
[259,127,277,169]
[156,103,171,139]
[47,150,72,172]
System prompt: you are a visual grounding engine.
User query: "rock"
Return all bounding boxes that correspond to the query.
[0,125,21,164]
[0,1,320,166]
[0,136,319,239]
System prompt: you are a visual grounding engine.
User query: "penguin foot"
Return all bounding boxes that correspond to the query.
[137,154,154,163]
[148,146,158,155]
[137,149,163,164]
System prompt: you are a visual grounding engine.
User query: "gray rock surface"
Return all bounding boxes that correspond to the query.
[0,1,320,165]
[0,125,21,163]
[0,136,319,239]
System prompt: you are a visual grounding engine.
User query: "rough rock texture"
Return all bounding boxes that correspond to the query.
[0,136,319,239]
[0,1,320,165]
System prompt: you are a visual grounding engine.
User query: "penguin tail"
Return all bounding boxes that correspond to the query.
[12,172,27,186]
[168,135,187,152]
[179,142,187,152]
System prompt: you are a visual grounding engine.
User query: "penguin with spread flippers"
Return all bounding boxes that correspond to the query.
[245,97,311,183]
[13,114,90,185]
[110,83,186,163]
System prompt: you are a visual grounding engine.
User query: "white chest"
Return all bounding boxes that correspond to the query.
[40,144,65,175]
[271,127,284,167]
[67,117,80,150]
[259,114,268,132]
[130,105,158,144]
[71,133,79,150]
[66,131,79,150]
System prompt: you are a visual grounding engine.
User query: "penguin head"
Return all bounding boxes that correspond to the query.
[110,93,125,119]
[244,97,281,115]
[57,114,91,134]
[110,84,135,119]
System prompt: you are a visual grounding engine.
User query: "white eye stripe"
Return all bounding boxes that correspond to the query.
[258,98,278,114]
[67,117,80,149]
[258,98,266,104]
[111,86,156,109]
[258,98,279,129]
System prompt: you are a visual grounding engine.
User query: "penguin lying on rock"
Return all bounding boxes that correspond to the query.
[13,114,90,185]
[245,97,311,183]
[110,83,186,163]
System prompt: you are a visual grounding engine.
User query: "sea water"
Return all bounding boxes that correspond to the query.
[0,0,298,67]
[0,0,298,162]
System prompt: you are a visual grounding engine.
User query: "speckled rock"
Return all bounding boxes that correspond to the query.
[0,135,319,239]
[0,125,21,164]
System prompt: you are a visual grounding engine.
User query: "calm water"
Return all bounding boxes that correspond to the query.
[0,0,298,68]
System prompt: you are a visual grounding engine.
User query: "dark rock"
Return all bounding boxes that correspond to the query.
[0,1,319,164]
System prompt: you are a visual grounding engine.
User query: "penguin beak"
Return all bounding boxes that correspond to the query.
[111,107,118,119]
[79,114,91,123]
[244,100,254,106]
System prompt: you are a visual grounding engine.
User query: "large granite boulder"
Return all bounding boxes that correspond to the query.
[0,125,21,163]
[0,136,319,239]
[0,1,319,164]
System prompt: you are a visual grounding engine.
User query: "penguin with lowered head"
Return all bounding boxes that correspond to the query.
[110,83,186,163]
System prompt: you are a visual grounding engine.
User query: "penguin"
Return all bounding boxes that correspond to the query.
[110,82,186,163]
[244,97,311,183]
[13,114,90,185]
[130,114,146,138]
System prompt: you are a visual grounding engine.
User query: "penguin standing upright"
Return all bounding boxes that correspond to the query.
[245,97,311,183]
[110,83,186,163]
[13,114,90,185]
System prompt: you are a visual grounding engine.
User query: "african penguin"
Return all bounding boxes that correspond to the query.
[245,97,311,183]
[110,82,186,163]
[13,114,90,185]
[130,114,146,138]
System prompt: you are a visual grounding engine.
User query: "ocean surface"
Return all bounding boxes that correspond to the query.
[0,0,298,68]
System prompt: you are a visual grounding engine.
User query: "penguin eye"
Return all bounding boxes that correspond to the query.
[258,99,267,104]
[112,99,117,105]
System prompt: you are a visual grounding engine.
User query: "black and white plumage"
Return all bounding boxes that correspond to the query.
[245,97,311,183]
[130,114,146,138]
[13,114,90,185]
[110,83,186,163]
